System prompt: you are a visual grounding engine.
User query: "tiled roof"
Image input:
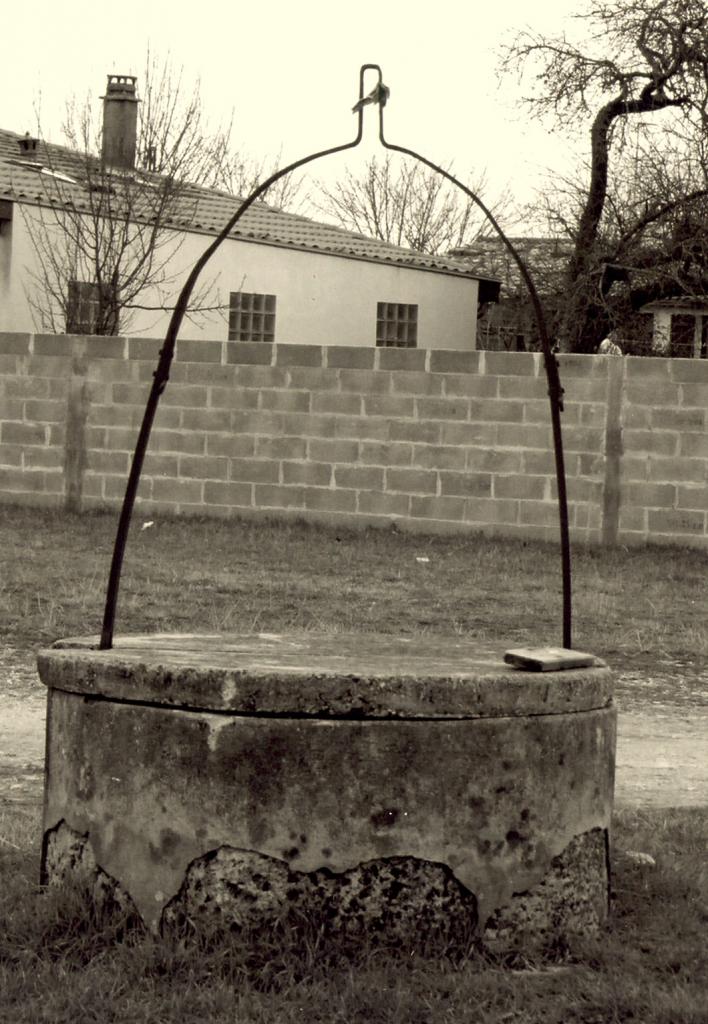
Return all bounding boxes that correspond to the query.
[0,128,488,280]
[641,296,708,312]
[451,236,572,296]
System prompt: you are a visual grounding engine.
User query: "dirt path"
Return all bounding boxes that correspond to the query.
[614,706,708,808]
[0,648,46,805]
[1,645,707,810]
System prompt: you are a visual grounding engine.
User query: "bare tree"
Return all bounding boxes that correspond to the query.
[520,135,708,352]
[503,0,708,352]
[213,148,309,213]
[21,53,235,336]
[313,154,513,256]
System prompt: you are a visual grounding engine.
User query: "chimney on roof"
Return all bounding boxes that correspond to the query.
[101,74,139,171]
[18,133,39,157]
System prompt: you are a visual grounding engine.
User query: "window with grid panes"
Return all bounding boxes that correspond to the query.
[228,291,276,342]
[376,301,418,347]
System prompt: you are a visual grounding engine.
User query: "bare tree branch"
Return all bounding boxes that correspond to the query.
[312,154,515,256]
[213,148,310,213]
[502,0,708,352]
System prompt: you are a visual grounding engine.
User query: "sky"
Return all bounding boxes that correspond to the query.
[3,0,587,231]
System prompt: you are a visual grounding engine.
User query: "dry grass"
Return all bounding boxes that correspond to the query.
[1,504,706,673]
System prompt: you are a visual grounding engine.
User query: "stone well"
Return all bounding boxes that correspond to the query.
[38,633,616,952]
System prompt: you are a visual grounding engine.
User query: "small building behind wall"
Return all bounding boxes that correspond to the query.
[0,84,498,350]
[641,298,708,358]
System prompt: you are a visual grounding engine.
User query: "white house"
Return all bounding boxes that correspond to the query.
[0,76,498,350]
[641,298,708,359]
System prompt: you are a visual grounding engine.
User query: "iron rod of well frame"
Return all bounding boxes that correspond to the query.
[98,69,383,649]
[377,114,572,648]
[100,62,571,652]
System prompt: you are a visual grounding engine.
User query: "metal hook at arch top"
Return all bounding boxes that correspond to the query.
[352,64,390,127]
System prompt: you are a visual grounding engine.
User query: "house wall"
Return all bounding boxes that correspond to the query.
[1,333,707,548]
[0,203,479,349]
[0,218,25,332]
[651,310,672,354]
[649,307,706,359]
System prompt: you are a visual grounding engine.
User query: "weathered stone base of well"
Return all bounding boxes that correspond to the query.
[43,821,608,954]
[482,828,609,952]
[39,633,616,955]
[42,820,139,922]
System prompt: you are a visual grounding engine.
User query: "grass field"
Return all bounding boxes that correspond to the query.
[1,504,707,1023]
[1,504,706,669]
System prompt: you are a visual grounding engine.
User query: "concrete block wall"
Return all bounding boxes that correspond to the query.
[1,332,707,548]
[616,356,708,544]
